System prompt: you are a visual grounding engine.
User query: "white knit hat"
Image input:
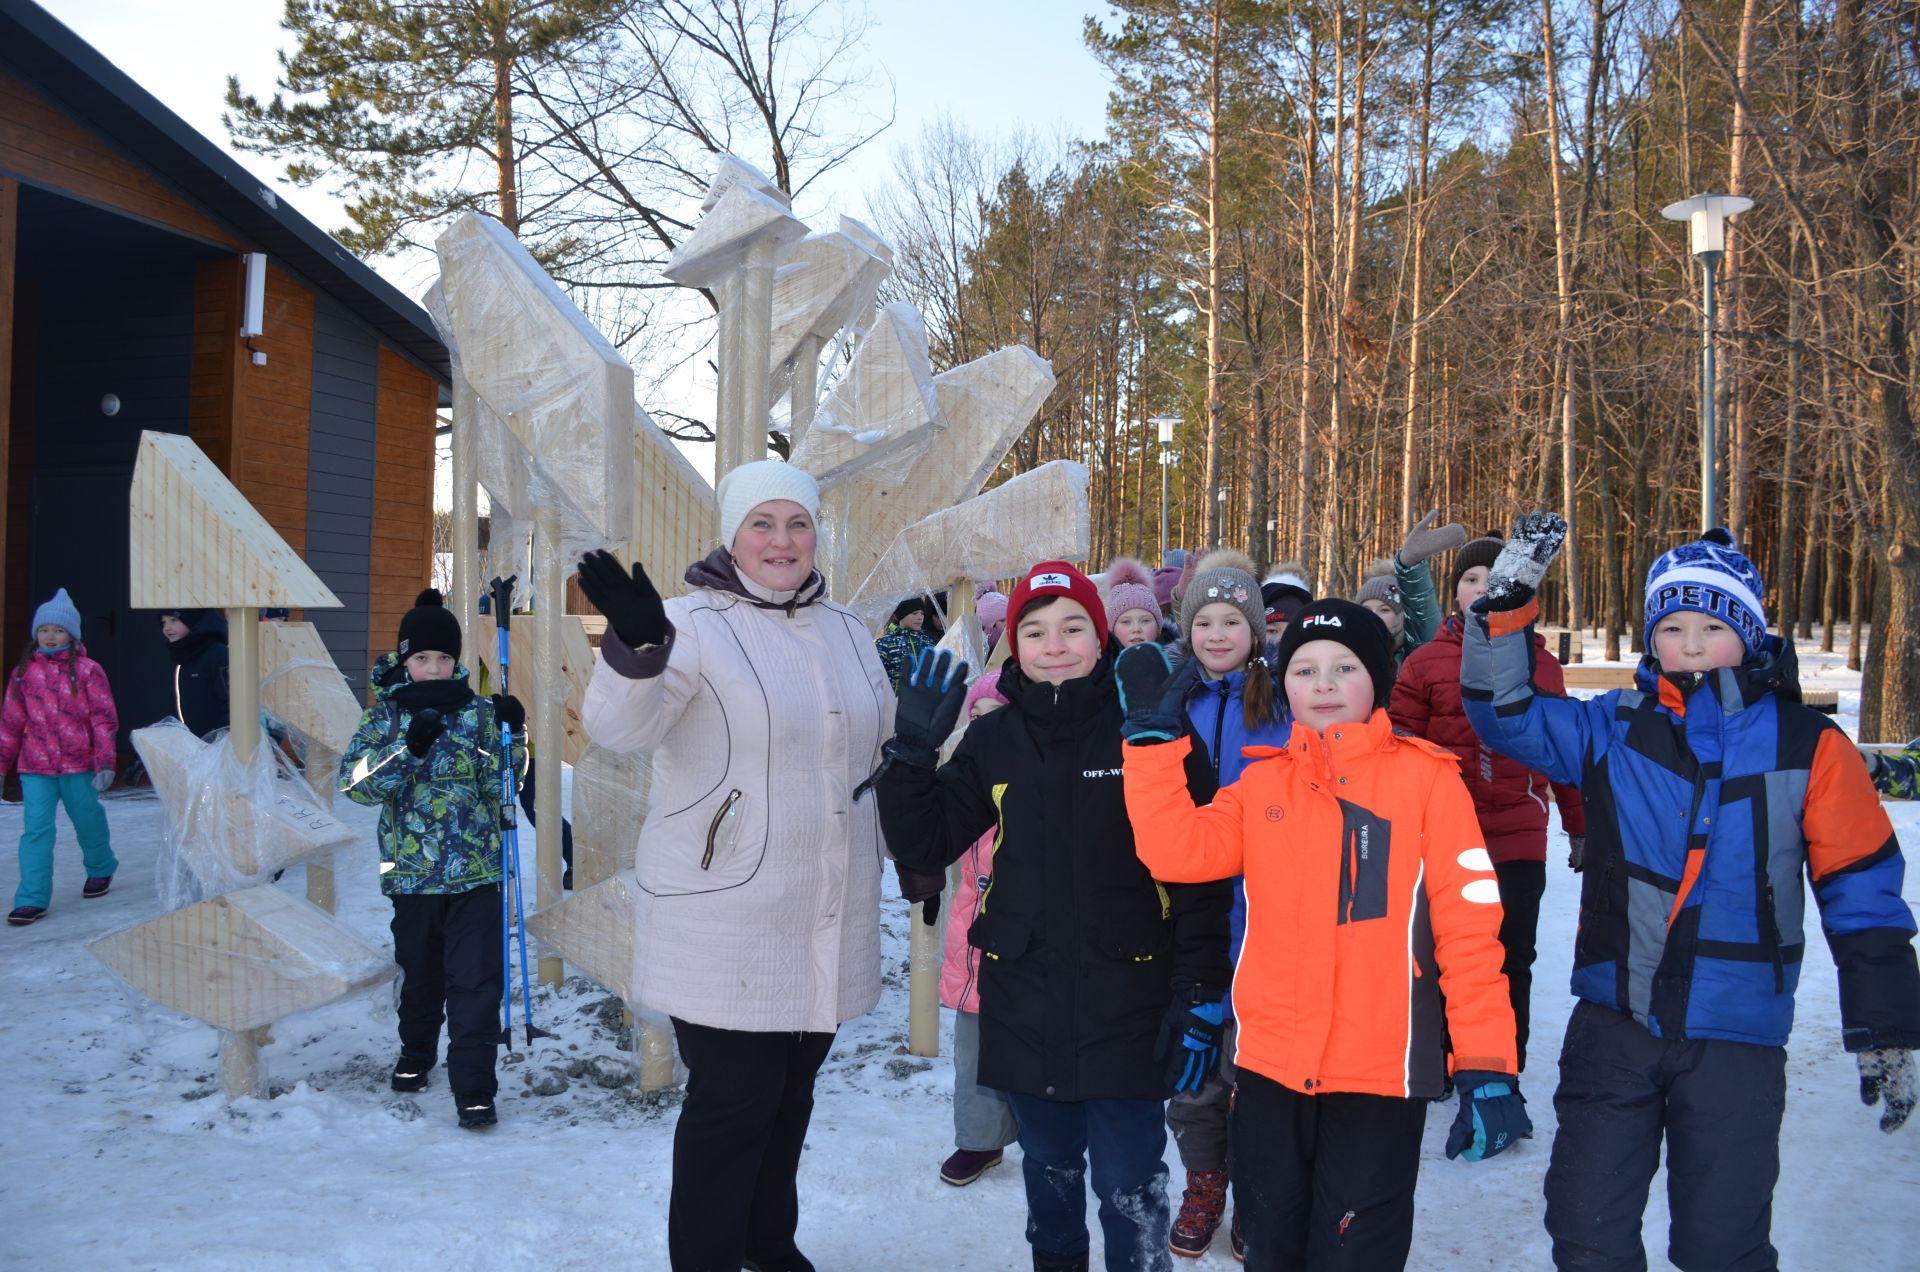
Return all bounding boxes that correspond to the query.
[716,460,822,549]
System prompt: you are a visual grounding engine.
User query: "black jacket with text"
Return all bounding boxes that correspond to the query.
[876,657,1231,1103]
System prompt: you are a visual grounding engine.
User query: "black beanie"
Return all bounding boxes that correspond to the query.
[1272,598,1397,709]
[397,588,461,661]
[1448,532,1506,609]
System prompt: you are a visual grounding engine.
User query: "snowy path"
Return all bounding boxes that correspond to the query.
[3,641,1917,1269]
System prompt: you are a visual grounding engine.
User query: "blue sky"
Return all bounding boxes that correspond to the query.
[37,0,1120,296]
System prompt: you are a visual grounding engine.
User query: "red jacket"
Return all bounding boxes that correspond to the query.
[1390,617,1584,863]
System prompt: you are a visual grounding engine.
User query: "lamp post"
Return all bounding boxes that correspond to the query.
[1151,416,1180,563]
[1661,193,1753,532]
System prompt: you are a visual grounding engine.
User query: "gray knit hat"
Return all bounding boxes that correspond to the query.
[1353,560,1405,617]
[1178,549,1268,647]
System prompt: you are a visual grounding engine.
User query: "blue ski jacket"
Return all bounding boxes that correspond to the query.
[1461,596,1920,1052]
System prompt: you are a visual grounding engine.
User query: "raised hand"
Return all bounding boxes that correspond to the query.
[889,648,970,768]
[575,549,669,648]
[1483,512,1569,611]
[1115,642,1185,743]
[1400,509,1469,567]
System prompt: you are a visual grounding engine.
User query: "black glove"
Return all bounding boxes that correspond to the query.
[1481,511,1569,612]
[405,709,446,759]
[887,648,969,768]
[894,861,945,926]
[1567,834,1586,872]
[491,693,526,731]
[575,549,669,648]
[1115,642,1185,743]
[1446,1070,1532,1161]
[1154,991,1226,1093]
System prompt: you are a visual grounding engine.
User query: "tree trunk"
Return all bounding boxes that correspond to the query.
[491,29,519,234]
[1202,1,1226,549]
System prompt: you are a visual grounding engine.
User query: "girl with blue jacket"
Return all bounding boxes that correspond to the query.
[1160,549,1291,1261]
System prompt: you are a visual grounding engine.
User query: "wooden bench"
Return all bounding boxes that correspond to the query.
[1562,665,1637,691]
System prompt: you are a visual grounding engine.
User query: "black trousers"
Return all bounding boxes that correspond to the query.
[668,1017,835,1272]
[1230,1067,1428,1271]
[389,884,503,1100]
[1546,1000,1785,1272]
[1494,858,1546,1072]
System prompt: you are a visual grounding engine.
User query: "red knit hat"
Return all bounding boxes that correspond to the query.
[1005,561,1107,662]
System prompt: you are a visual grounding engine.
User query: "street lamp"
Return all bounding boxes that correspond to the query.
[1662,192,1754,532]
[1150,416,1180,564]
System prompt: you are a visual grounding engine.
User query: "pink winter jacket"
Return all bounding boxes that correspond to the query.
[0,646,118,777]
[938,674,1010,1014]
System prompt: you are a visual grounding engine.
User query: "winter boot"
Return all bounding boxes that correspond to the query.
[1229,1209,1245,1262]
[1032,1253,1090,1272]
[456,1095,497,1129]
[742,1249,816,1272]
[390,1050,435,1093]
[1169,1167,1229,1258]
[940,1146,1004,1185]
[82,875,113,899]
[7,906,47,927]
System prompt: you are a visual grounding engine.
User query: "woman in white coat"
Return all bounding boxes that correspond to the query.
[578,461,897,1272]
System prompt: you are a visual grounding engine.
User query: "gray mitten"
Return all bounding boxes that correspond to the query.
[1859,1049,1915,1133]
[1400,510,1469,567]
[1483,512,1569,611]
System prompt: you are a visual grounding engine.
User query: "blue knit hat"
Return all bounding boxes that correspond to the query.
[30,588,82,643]
[1644,529,1768,653]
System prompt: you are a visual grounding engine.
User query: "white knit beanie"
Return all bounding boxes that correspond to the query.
[716,460,822,549]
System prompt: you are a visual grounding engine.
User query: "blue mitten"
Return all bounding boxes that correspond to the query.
[1115,642,1184,743]
[1445,1070,1531,1162]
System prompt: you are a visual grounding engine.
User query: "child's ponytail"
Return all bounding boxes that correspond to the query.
[1242,653,1275,730]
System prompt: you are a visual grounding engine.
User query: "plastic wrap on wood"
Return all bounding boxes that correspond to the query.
[433,213,634,557]
[787,303,944,489]
[89,887,395,1034]
[847,461,1091,624]
[133,722,357,908]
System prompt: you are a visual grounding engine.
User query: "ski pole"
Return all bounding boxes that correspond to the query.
[489,575,552,1048]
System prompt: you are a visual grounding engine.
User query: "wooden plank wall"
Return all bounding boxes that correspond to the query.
[0,176,14,650]
[232,264,315,558]
[368,347,437,671]
[0,68,238,250]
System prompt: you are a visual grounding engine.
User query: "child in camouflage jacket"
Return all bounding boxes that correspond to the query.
[340,589,524,1129]
[1865,741,1920,800]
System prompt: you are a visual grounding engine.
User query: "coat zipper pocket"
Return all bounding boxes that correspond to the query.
[701,789,744,870]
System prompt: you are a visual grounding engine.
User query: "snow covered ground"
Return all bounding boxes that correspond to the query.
[3,637,1918,1269]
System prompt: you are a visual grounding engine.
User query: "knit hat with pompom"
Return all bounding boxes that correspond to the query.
[397,588,462,661]
[1103,557,1160,632]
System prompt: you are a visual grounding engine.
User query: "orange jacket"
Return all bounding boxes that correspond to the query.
[1124,709,1517,1099]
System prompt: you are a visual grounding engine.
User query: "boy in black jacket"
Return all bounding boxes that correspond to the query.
[872,561,1230,1272]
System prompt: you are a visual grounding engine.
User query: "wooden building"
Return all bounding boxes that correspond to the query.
[0,0,450,747]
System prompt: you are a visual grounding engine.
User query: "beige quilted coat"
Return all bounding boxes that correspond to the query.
[581,570,895,1033]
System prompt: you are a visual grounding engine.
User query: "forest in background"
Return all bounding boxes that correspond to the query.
[228,0,1920,735]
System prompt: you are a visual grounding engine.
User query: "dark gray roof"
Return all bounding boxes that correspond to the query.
[0,0,450,385]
